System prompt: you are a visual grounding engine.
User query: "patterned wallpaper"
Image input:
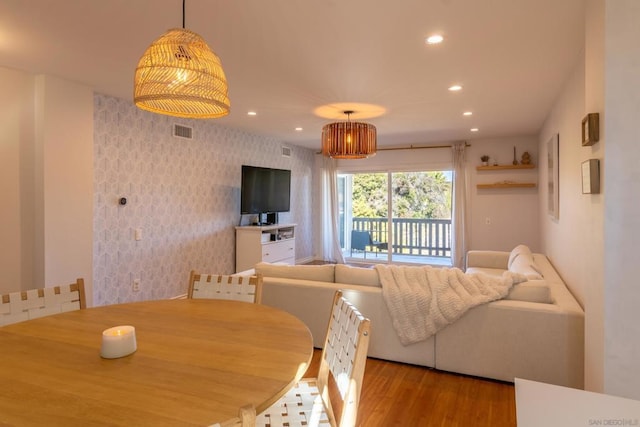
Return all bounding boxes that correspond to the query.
[93,94,315,306]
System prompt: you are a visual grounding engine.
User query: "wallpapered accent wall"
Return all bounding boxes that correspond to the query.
[93,94,315,306]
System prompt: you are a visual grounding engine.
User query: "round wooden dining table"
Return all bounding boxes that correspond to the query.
[0,298,313,426]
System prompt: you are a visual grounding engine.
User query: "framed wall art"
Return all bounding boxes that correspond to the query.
[547,134,559,220]
[581,159,600,194]
[582,113,599,146]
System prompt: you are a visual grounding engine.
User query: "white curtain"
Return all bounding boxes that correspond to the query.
[451,141,469,269]
[321,156,345,263]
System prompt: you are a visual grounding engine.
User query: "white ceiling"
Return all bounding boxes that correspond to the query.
[0,0,585,150]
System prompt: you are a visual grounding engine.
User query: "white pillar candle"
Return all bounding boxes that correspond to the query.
[100,325,137,359]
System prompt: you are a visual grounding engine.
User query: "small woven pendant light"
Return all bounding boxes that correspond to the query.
[134,1,230,118]
[322,111,377,159]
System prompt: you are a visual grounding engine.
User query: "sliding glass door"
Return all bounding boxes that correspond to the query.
[389,171,452,264]
[339,170,452,265]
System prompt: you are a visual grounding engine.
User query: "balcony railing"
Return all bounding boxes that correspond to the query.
[351,217,452,258]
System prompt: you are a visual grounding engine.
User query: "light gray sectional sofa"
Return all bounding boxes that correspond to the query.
[255,245,584,388]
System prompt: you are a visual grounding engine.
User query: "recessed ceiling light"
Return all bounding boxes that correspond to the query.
[425,34,444,45]
[295,127,303,131]
[463,111,473,116]
[470,128,479,132]
[448,85,463,92]
[247,111,257,116]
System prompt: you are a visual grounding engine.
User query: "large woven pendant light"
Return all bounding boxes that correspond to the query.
[322,111,377,159]
[134,0,230,119]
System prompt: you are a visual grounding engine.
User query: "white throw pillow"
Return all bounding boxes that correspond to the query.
[508,244,532,269]
[508,245,543,280]
[335,264,380,287]
[255,262,335,283]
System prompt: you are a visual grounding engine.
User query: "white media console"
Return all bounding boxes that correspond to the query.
[235,224,296,273]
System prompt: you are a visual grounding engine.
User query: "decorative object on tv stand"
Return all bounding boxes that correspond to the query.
[512,146,518,165]
[521,151,531,165]
[480,155,489,166]
[581,159,600,194]
[134,0,230,119]
[322,110,377,159]
[581,113,599,146]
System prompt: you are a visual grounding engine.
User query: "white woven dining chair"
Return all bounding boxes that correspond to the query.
[188,271,263,304]
[257,290,371,427]
[0,278,86,326]
[210,404,256,427]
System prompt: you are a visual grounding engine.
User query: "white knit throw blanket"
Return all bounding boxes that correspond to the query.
[374,265,527,345]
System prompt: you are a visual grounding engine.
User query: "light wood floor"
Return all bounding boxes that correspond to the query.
[304,349,517,427]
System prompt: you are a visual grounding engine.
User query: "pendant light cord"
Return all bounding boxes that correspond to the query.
[344,110,354,123]
[182,0,186,29]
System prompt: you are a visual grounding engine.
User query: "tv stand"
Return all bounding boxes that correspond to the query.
[235,223,296,273]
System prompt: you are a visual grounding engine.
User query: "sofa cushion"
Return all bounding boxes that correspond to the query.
[467,265,550,303]
[505,282,552,304]
[334,264,380,287]
[466,251,509,270]
[508,245,543,280]
[254,262,335,283]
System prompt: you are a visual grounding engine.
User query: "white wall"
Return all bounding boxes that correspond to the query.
[537,0,610,395]
[538,52,599,388]
[34,75,95,303]
[583,0,605,394]
[538,0,640,399]
[0,68,35,293]
[603,0,640,400]
[538,59,590,305]
[467,136,540,252]
[0,70,95,298]
[336,145,453,172]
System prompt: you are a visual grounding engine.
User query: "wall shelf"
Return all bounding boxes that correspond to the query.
[476,164,535,171]
[477,183,537,189]
[476,162,537,190]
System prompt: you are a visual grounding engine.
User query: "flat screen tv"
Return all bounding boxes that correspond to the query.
[241,165,291,218]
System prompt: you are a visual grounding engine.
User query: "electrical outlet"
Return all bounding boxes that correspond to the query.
[485,217,491,225]
[132,279,140,292]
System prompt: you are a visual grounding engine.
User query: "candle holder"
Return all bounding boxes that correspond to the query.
[100,325,137,359]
